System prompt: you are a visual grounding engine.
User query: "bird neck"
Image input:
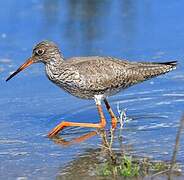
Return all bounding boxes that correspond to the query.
[45,56,64,82]
[46,56,64,68]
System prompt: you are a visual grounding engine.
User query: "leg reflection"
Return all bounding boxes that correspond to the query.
[51,130,98,146]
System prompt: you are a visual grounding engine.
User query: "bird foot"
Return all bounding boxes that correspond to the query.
[48,122,66,138]
[47,120,106,138]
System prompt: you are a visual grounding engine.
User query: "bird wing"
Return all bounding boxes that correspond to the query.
[65,56,130,91]
[63,56,177,92]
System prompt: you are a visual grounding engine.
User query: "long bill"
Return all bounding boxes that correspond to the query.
[6,58,34,81]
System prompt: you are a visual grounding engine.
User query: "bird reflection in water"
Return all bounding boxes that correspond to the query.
[50,127,118,155]
[50,130,98,146]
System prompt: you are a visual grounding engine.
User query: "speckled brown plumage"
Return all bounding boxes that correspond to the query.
[6,41,177,137]
[7,41,177,99]
[42,42,177,99]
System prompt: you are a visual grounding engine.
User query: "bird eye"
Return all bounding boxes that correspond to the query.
[36,49,45,55]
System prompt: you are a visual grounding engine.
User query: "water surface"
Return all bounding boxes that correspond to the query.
[0,1,184,179]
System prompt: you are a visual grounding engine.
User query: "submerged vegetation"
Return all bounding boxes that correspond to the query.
[97,114,184,178]
[98,155,139,177]
[59,112,184,179]
[97,154,181,178]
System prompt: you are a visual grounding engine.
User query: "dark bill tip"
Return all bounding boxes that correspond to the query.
[6,58,34,82]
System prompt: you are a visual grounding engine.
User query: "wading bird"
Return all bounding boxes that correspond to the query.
[6,41,177,137]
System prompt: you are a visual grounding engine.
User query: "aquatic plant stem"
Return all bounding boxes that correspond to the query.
[168,114,184,180]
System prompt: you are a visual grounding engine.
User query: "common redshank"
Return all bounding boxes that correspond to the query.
[6,41,177,137]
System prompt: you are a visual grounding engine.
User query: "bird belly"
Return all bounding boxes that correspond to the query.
[45,64,124,99]
[57,82,123,99]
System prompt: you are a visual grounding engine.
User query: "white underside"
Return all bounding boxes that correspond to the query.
[94,95,105,105]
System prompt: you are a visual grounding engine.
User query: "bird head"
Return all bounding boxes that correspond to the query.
[6,40,62,81]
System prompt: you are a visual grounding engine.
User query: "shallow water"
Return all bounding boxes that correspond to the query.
[0,0,184,179]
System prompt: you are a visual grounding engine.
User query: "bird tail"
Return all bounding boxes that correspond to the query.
[157,61,177,69]
[129,60,177,83]
[144,60,177,77]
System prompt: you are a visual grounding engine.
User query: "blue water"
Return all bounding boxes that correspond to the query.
[0,1,184,179]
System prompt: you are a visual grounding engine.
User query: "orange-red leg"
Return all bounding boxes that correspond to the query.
[48,104,106,138]
[104,98,117,129]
